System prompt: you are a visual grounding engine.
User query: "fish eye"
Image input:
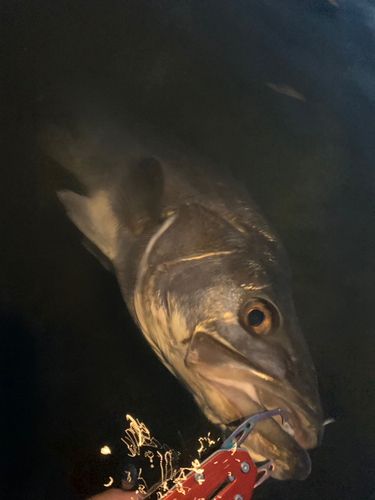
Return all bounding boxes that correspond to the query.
[247,308,265,327]
[242,301,273,335]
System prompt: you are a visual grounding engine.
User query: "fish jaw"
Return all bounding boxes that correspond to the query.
[203,377,312,480]
[185,331,323,480]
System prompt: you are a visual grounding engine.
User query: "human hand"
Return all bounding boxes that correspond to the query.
[88,489,142,500]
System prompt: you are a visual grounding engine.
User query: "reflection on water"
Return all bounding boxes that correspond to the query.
[1,1,375,499]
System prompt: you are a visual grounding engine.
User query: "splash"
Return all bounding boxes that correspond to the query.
[230,441,238,456]
[121,414,161,457]
[136,468,148,495]
[103,476,114,487]
[170,458,204,495]
[145,450,155,468]
[157,450,175,488]
[121,415,220,498]
[122,415,179,497]
[100,445,112,455]
[197,432,216,459]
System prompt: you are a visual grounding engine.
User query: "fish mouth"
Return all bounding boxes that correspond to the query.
[185,332,323,480]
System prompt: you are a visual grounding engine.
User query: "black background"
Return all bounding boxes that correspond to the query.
[1,1,375,499]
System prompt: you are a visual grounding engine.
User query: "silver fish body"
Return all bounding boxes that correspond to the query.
[44,122,323,480]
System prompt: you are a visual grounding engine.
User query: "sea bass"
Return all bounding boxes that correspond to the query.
[42,120,323,480]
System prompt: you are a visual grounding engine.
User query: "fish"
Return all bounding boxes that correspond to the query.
[41,118,323,481]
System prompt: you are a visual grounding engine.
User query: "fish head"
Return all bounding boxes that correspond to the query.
[134,203,323,480]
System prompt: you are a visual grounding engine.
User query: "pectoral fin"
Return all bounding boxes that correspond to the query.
[57,189,119,261]
[57,157,165,266]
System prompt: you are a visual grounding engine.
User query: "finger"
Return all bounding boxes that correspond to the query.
[88,488,143,500]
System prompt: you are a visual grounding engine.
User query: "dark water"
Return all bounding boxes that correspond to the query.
[1,0,375,499]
